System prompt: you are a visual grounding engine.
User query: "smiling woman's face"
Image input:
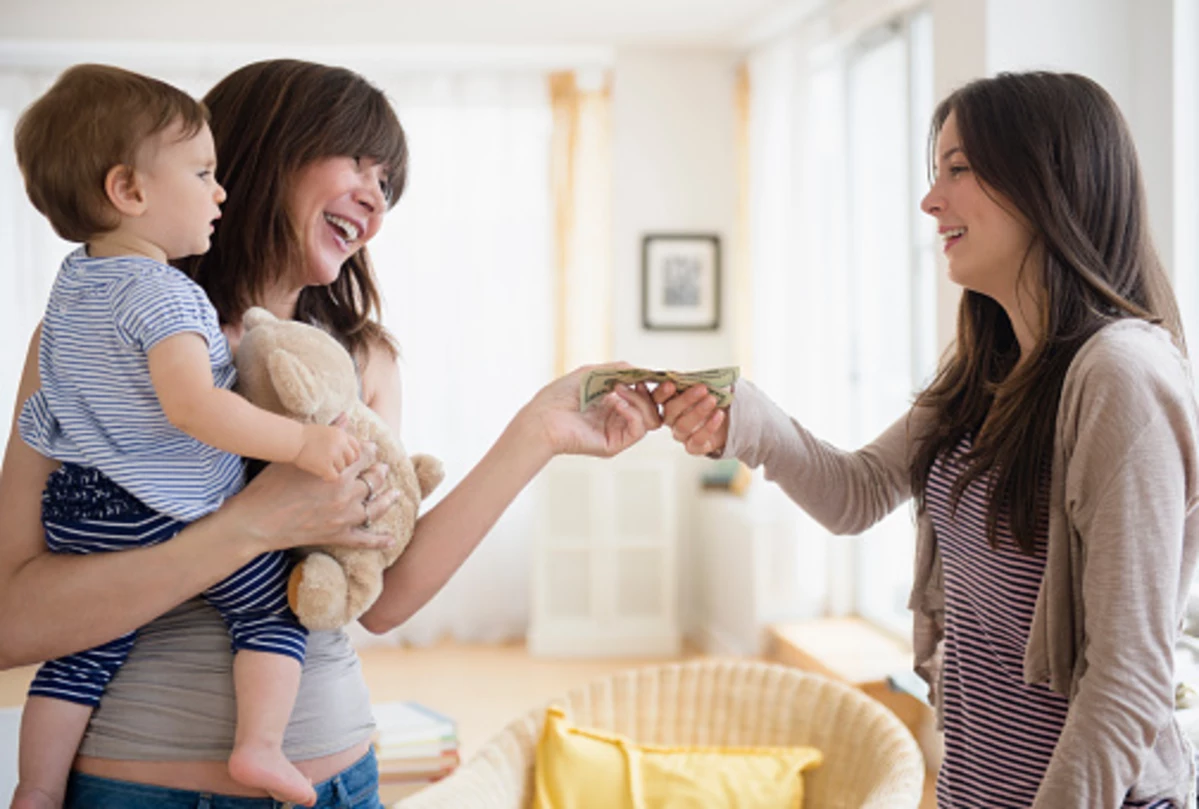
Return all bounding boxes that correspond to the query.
[286,155,390,288]
[920,112,1038,307]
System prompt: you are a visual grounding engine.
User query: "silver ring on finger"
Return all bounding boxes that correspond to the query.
[361,474,376,503]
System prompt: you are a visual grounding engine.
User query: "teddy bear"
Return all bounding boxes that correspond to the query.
[234,306,444,631]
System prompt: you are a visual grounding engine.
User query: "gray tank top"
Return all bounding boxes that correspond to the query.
[79,597,376,760]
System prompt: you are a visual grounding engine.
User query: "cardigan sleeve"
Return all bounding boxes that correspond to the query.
[1035,332,1199,807]
[723,379,921,535]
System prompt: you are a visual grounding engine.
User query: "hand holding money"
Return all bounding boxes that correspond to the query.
[580,366,739,411]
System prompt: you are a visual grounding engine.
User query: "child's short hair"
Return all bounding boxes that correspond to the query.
[14,64,209,242]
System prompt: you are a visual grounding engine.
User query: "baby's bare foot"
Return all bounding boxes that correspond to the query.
[11,783,62,809]
[229,742,317,807]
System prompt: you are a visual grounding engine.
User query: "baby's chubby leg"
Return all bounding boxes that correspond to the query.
[14,695,92,809]
[227,650,316,807]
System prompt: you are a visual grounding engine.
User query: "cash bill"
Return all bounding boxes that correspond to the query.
[579,366,739,411]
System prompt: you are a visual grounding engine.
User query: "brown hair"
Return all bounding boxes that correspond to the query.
[910,71,1182,554]
[177,59,406,358]
[14,63,208,242]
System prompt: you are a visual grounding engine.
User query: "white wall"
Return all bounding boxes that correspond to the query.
[928,0,984,347]
[1175,0,1199,346]
[610,48,740,369]
[0,708,16,806]
[0,0,780,48]
[984,0,1133,103]
[608,47,741,646]
[984,0,1174,272]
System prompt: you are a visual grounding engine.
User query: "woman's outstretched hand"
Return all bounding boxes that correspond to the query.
[654,380,731,457]
[522,363,663,457]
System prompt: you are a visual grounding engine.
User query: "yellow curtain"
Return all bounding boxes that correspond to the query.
[549,70,613,376]
[733,61,753,377]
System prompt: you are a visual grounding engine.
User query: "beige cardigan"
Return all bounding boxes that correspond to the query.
[724,320,1199,807]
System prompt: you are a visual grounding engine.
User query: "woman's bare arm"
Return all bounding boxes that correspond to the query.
[358,350,662,634]
[0,325,397,668]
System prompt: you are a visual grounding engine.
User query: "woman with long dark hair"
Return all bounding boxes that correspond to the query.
[0,59,661,808]
[658,71,1199,807]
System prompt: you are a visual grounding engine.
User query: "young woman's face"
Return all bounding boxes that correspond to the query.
[920,112,1038,306]
[286,155,390,287]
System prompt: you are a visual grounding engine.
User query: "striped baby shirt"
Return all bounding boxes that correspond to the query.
[18,248,244,522]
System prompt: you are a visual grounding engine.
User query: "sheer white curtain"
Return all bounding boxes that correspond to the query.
[743,33,839,621]
[0,70,71,424]
[0,60,554,646]
[843,17,935,636]
[358,72,554,645]
[744,10,936,631]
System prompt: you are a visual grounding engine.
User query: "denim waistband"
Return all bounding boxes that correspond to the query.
[64,748,381,809]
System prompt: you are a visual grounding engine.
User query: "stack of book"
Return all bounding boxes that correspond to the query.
[372,701,460,799]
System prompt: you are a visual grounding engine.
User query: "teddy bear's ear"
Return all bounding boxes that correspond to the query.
[411,454,445,499]
[243,307,277,331]
[267,348,321,417]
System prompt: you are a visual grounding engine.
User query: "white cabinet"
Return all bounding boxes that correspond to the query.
[528,445,680,657]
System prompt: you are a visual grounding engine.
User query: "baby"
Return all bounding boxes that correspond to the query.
[10,64,356,808]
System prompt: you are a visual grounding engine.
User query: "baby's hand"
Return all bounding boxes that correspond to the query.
[295,423,361,481]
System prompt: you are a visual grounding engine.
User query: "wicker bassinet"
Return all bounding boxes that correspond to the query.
[396,659,925,809]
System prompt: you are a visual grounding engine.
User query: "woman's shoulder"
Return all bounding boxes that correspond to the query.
[1062,319,1197,435]
[1068,319,1192,396]
[358,333,403,429]
[358,333,400,373]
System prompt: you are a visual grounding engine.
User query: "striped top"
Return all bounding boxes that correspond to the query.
[929,437,1174,808]
[18,248,243,522]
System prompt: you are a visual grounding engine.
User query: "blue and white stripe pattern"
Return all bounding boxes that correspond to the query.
[928,436,1176,808]
[18,248,244,523]
[30,464,306,707]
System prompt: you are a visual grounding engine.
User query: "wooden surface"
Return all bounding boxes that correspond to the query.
[355,641,702,759]
[0,666,34,710]
[767,617,913,683]
[765,619,938,809]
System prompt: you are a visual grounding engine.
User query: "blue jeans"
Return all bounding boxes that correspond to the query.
[63,750,383,809]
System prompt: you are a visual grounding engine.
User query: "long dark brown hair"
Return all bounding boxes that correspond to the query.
[177,59,407,358]
[910,71,1183,553]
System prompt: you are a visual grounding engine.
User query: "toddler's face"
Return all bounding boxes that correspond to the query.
[133,121,226,261]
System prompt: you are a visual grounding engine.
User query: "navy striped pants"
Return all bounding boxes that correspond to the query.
[30,464,307,707]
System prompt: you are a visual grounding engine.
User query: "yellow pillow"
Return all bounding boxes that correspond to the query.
[533,706,823,809]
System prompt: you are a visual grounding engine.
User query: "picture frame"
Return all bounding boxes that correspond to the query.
[641,234,721,331]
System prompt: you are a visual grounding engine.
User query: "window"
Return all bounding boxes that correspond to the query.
[848,10,937,637]
[744,7,937,636]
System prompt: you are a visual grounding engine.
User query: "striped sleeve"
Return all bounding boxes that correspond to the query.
[17,388,57,457]
[111,270,217,352]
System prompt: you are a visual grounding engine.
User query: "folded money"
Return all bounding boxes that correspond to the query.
[579,366,739,410]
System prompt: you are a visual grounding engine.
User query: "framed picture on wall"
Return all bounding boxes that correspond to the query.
[641,234,721,331]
